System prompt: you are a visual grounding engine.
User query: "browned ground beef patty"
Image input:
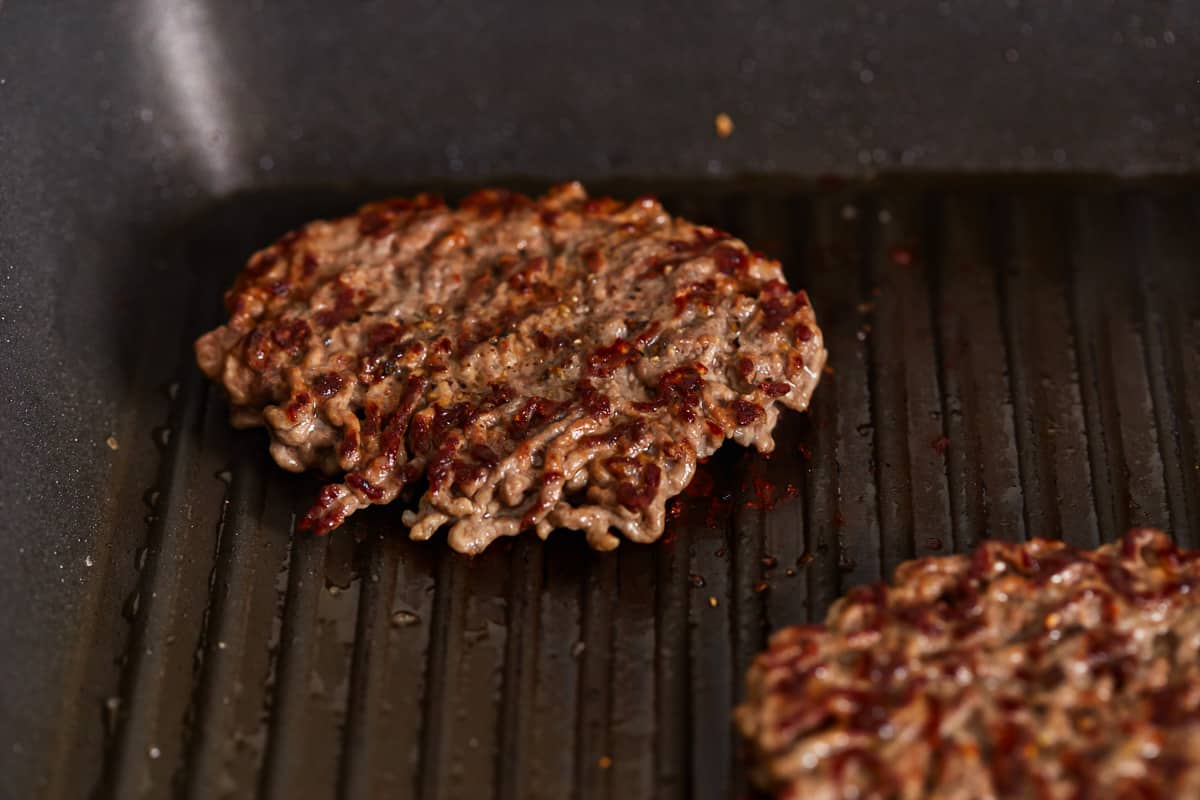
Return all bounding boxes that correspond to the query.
[736,529,1200,799]
[195,183,825,553]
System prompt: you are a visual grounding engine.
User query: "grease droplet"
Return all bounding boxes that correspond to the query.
[390,610,420,628]
[123,592,141,621]
[103,697,121,735]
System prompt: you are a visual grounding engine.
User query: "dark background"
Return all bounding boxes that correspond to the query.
[1,2,1197,798]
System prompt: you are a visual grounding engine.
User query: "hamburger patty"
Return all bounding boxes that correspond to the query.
[195,183,825,553]
[736,529,1200,799]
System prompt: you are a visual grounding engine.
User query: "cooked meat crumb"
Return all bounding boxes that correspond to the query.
[736,529,1200,799]
[196,183,825,554]
[715,112,735,138]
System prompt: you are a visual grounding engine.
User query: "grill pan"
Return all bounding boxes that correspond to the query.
[2,3,1199,799]
[34,179,1200,800]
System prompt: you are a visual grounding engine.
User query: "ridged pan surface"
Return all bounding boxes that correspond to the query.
[51,180,1200,799]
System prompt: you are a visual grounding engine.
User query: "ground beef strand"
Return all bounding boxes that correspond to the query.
[736,528,1200,799]
[195,183,826,554]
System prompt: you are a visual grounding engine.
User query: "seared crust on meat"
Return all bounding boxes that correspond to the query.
[736,529,1200,799]
[196,183,825,553]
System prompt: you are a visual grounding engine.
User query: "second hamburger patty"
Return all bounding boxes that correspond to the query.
[737,529,1200,799]
[195,183,825,553]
